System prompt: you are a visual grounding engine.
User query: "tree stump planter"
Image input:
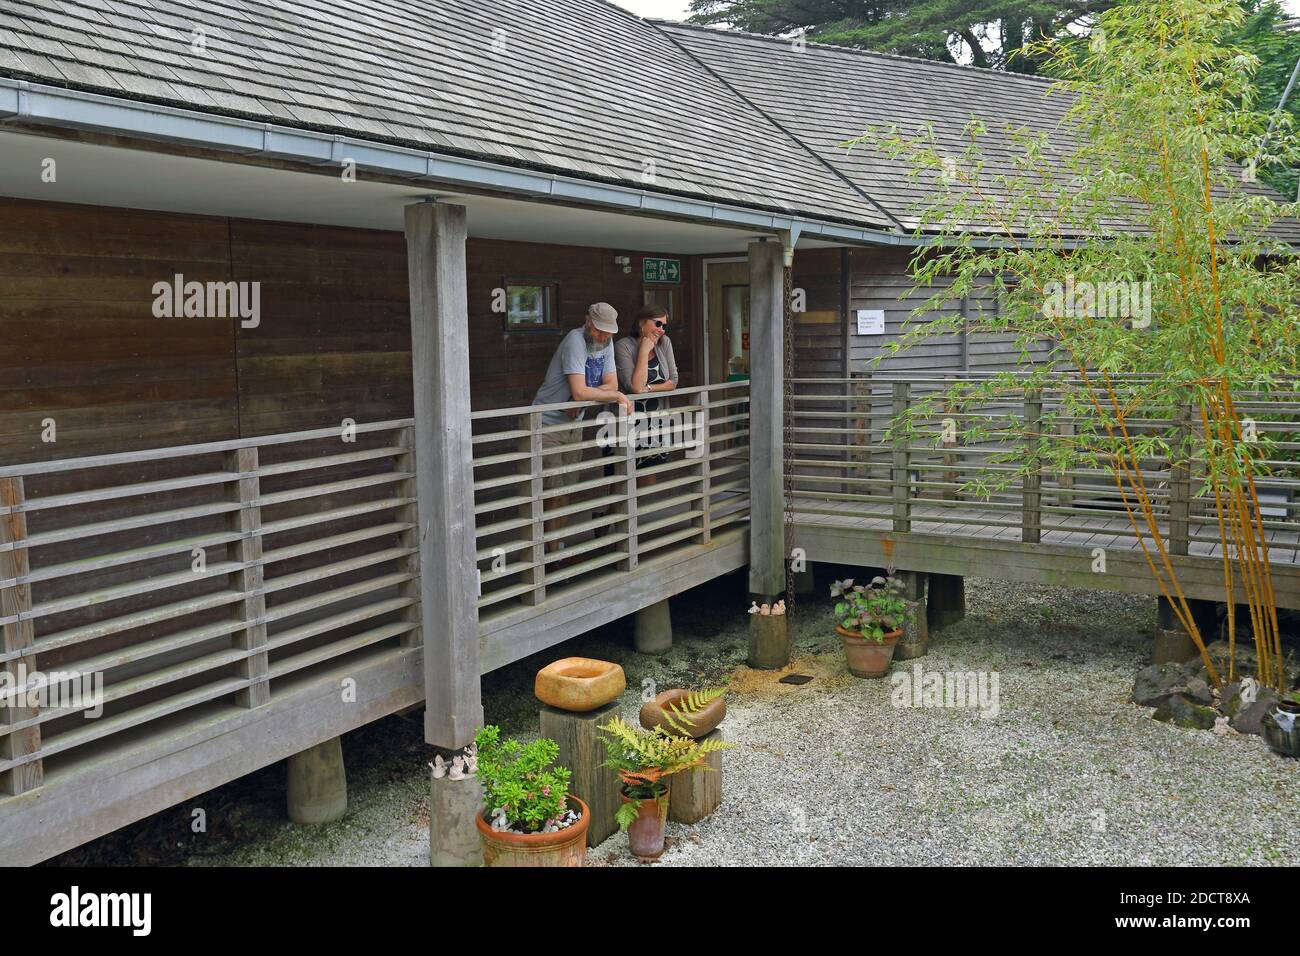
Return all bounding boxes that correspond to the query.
[836,625,901,678]
[476,795,590,867]
[748,613,790,669]
[668,729,723,824]
[621,787,670,861]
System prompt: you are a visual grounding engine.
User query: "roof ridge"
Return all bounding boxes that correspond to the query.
[651,18,1058,88]
[647,16,906,231]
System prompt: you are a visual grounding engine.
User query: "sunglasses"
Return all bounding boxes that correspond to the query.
[651,320,668,329]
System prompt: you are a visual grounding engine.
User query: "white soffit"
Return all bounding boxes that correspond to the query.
[0,130,839,254]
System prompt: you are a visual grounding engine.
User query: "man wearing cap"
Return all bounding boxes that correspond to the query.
[532,303,633,551]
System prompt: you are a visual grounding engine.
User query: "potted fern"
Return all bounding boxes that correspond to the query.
[597,716,730,860]
[473,725,589,867]
[830,573,917,679]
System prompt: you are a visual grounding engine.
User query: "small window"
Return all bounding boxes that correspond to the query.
[506,283,558,329]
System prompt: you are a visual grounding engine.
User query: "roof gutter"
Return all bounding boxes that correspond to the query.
[0,76,947,248]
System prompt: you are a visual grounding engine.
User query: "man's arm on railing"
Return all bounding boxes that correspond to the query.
[566,371,633,414]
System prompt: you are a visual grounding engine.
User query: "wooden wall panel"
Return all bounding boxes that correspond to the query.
[0,197,239,463]
[2,199,707,459]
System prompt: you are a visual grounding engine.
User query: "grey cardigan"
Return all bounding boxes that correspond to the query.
[614,335,679,395]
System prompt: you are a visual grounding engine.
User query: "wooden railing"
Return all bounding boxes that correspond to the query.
[786,375,1300,559]
[0,419,419,795]
[470,382,751,614]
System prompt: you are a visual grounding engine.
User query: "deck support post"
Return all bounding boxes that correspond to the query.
[633,599,673,655]
[927,573,966,630]
[286,737,347,824]
[405,200,483,750]
[1154,596,1217,665]
[748,238,785,600]
[896,570,928,657]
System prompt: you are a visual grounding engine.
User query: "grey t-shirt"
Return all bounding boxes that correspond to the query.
[532,327,616,425]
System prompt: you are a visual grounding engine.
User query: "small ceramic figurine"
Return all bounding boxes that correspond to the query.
[430,755,447,779]
[449,755,467,780]
[748,602,760,615]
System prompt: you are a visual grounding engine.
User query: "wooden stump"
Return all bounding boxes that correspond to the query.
[429,769,483,867]
[669,729,723,824]
[748,614,790,669]
[539,701,621,848]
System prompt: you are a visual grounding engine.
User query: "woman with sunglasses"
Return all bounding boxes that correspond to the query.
[614,304,679,486]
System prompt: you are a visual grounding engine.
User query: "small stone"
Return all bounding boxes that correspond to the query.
[1230,689,1280,736]
[1132,661,1204,708]
[1152,694,1218,730]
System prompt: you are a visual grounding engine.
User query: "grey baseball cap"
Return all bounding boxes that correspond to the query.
[586,302,619,333]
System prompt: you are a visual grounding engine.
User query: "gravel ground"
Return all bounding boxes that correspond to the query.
[48,569,1299,867]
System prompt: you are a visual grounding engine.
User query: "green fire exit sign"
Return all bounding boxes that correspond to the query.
[642,257,682,283]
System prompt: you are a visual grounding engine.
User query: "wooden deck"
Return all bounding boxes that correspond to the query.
[0,383,751,864]
[787,374,1300,609]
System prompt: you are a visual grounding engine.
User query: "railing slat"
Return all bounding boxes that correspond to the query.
[225,447,269,709]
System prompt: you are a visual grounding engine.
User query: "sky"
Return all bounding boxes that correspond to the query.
[612,0,1300,22]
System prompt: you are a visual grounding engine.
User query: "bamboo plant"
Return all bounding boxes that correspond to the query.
[849,0,1300,690]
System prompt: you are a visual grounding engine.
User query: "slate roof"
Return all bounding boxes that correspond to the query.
[659,20,1300,242]
[0,1,1295,242]
[0,0,892,228]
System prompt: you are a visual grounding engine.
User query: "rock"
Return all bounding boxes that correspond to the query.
[534,657,626,712]
[639,689,726,738]
[1152,694,1218,731]
[1132,661,1209,708]
[1229,688,1280,736]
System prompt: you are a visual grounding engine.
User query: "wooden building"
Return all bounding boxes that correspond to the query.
[1,1,1297,864]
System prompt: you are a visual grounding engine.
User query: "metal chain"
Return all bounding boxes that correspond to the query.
[782,263,795,608]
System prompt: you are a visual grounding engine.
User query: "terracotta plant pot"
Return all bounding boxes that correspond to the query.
[639,689,726,738]
[836,625,902,678]
[621,787,670,860]
[476,795,590,867]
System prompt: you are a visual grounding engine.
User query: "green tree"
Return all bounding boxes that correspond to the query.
[1224,0,1300,197]
[854,0,1300,689]
[686,0,1112,72]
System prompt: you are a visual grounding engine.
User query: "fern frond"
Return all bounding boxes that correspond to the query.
[660,687,726,735]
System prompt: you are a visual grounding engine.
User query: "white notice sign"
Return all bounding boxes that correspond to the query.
[856,309,885,335]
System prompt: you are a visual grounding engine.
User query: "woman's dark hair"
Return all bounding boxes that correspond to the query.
[633,304,669,334]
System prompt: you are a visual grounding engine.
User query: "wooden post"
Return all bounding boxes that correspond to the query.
[669,728,723,823]
[540,702,621,848]
[521,411,547,603]
[1022,390,1042,545]
[892,381,911,533]
[0,477,41,794]
[928,573,966,630]
[748,239,785,598]
[406,199,483,750]
[1168,402,1192,557]
[225,447,270,708]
